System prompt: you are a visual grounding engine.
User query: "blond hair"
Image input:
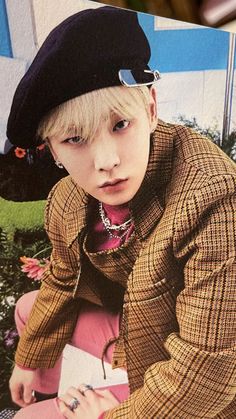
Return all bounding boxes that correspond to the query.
[37,85,152,142]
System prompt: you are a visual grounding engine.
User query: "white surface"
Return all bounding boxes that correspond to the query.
[32,0,101,47]
[6,0,37,62]
[0,120,12,154]
[155,15,201,30]
[221,20,236,33]
[58,344,128,396]
[0,56,28,152]
[0,56,27,121]
[157,69,227,131]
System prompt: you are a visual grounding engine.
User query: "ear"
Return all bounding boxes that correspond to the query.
[149,86,158,132]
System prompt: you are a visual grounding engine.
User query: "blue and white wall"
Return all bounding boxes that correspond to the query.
[140,13,236,132]
[0,0,235,153]
[0,0,36,153]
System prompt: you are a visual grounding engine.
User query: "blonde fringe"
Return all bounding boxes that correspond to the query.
[37,85,151,142]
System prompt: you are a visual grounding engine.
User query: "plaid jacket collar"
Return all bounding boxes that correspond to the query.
[64,120,174,247]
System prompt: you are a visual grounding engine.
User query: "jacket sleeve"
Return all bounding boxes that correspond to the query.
[15,181,102,369]
[104,174,236,418]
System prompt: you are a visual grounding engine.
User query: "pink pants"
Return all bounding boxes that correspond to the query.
[14,291,129,418]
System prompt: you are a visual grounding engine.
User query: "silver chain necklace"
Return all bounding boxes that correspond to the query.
[99,201,133,240]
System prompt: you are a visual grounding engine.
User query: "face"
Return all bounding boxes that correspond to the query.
[49,87,157,206]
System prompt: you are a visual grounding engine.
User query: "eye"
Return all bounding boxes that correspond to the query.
[113,120,130,132]
[63,136,84,145]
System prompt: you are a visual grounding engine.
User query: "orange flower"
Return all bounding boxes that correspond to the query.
[15,147,26,158]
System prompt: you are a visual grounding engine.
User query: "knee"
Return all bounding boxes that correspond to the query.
[15,290,39,331]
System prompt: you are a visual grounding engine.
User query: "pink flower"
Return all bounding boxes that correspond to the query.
[20,256,50,281]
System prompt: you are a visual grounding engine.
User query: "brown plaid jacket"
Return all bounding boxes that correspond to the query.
[15,121,236,418]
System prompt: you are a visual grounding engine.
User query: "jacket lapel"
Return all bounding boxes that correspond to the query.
[130,120,174,241]
[64,180,89,253]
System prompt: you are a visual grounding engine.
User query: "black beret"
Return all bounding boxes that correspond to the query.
[7,6,151,148]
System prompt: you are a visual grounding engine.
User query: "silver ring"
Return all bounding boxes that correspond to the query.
[69,397,80,411]
[80,384,93,395]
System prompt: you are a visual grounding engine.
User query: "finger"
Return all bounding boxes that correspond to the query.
[63,386,83,398]
[23,385,35,405]
[60,387,86,409]
[10,383,26,408]
[11,390,26,407]
[95,389,119,402]
[77,384,94,398]
[63,386,81,398]
[58,399,75,418]
[60,393,81,407]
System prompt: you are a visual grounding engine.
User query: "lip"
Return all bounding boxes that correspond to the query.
[99,179,127,188]
[99,178,128,193]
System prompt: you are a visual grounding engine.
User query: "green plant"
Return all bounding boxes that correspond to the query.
[177,115,236,162]
[0,198,45,237]
[0,229,50,408]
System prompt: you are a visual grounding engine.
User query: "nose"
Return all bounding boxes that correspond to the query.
[93,133,120,172]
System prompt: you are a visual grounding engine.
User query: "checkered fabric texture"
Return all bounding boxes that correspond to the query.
[15,121,236,417]
[0,409,18,419]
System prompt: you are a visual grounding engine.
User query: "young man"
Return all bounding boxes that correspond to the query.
[7,5,236,419]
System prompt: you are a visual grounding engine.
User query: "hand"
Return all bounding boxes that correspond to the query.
[9,364,36,407]
[58,384,120,419]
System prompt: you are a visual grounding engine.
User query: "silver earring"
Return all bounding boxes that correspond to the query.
[55,160,64,169]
